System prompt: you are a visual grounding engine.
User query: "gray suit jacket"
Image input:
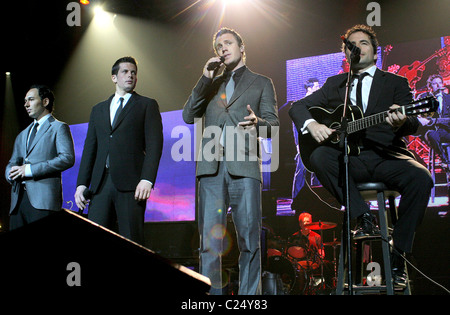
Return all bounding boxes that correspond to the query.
[183,67,279,181]
[5,115,75,213]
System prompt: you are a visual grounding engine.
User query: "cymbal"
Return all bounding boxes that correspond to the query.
[323,241,341,247]
[304,221,337,230]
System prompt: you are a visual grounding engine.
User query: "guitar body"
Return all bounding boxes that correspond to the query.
[298,104,363,172]
[296,97,438,172]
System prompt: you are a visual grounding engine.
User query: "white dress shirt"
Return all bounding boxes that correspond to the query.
[349,65,377,113]
[110,92,132,125]
[301,65,377,134]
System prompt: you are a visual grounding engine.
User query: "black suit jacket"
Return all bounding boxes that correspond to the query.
[289,68,418,160]
[77,92,163,193]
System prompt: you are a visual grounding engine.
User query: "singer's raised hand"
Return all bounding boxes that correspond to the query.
[238,105,258,127]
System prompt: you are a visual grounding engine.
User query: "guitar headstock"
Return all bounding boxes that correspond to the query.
[404,96,439,116]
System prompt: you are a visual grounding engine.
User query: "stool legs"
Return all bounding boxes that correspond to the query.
[376,191,394,295]
[335,190,411,295]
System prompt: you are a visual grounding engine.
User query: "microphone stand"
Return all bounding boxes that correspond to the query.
[338,48,360,295]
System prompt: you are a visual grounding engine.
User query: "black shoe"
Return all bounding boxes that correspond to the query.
[391,249,408,288]
[352,212,379,240]
[392,268,407,288]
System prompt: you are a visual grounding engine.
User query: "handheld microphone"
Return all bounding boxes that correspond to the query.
[206,56,225,71]
[341,35,361,60]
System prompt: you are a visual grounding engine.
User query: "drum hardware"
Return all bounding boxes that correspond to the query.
[304,221,337,230]
[323,231,341,289]
[264,220,339,294]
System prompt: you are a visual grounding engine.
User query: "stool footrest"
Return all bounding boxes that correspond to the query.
[341,284,408,294]
[336,182,411,295]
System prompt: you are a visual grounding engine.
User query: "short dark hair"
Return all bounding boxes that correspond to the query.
[30,84,55,113]
[427,74,443,88]
[341,24,379,56]
[111,56,138,75]
[304,78,319,90]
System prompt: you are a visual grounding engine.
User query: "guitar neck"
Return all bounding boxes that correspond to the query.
[346,108,403,134]
[415,48,445,69]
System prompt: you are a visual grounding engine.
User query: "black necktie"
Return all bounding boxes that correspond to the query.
[27,122,39,152]
[356,72,369,111]
[112,97,124,128]
[106,97,124,168]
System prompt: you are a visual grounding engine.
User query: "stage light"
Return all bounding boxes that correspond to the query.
[94,5,104,15]
[93,5,115,27]
[220,0,252,6]
[79,0,90,5]
[5,72,10,76]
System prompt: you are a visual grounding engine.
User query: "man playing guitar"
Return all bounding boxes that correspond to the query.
[289,24,434,288]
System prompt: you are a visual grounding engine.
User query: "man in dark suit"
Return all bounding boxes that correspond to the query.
[289,25,433,287]
[5,85,75,229]
[75,56,163,245]
[183,28,279,295]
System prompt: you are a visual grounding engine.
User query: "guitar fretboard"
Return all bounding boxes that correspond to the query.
[347,110,392,134]
[346,98,435,134]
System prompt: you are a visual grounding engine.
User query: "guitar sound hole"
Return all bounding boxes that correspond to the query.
[330,122,341,144]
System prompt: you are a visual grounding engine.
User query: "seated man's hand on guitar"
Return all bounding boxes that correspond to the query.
[307,121,335,143]
[386,104,407,129]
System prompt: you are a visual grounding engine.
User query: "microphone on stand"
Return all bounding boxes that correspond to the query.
[341,35,361,62]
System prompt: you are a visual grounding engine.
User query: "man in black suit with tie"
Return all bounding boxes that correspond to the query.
[289,25,433,287]
[75,56,163,245]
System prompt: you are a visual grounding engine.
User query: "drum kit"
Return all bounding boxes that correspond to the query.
[264,221,340,295]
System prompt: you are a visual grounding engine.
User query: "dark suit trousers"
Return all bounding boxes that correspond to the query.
[427,129,450,163]
[310,146,433,253]
[198,161,262,295]
[88,169,146,245]
[10,186,52,230]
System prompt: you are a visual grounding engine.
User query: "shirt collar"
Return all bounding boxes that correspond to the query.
[113,92,133,106]
[34,113,51,126]
[357,65,377,77]
[225,65,246,78]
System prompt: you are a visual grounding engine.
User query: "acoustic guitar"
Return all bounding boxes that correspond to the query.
[298,96,439,171]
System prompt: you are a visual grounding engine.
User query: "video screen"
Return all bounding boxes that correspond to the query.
[62,110,197,222]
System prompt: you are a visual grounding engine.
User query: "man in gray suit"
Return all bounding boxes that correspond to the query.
[183,27,279,295]
[5,85,75,230]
